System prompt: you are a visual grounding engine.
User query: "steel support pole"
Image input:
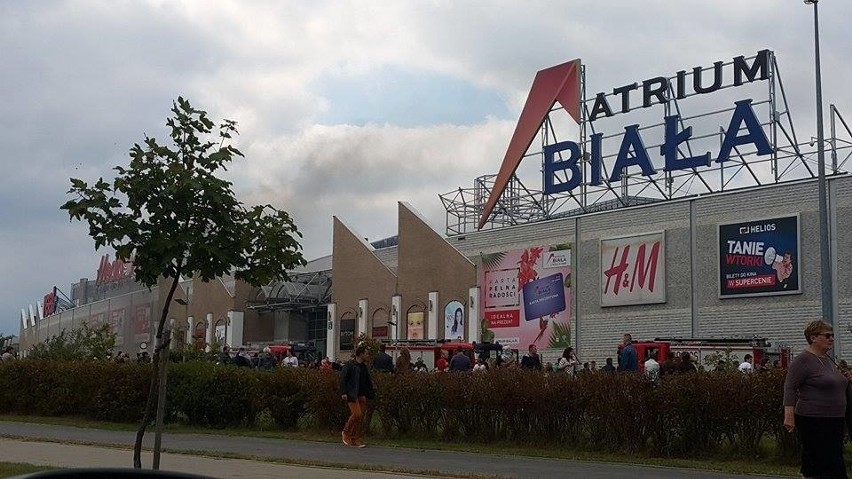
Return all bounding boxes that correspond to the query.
[808,0,833,325]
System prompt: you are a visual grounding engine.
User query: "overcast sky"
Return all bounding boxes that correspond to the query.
[2,1,850,337]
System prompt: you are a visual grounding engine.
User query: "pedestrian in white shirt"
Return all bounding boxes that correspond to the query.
[557,347,580,376]
[282,349,299,367]
[1,347,14,361]
[644,350,661,384]
[738,354,753,373]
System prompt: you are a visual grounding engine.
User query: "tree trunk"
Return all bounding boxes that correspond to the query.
[133,273,181,468]
[153,341,170,469]
[133,351,159,468]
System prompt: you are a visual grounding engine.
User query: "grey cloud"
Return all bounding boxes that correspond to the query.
[230,120,513,258]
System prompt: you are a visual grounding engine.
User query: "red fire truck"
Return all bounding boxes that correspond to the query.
[623,337,790,372]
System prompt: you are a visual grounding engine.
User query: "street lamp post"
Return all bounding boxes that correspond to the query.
[805,0,833,326]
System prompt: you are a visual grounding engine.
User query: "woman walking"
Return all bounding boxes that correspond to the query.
[783,320,850,478]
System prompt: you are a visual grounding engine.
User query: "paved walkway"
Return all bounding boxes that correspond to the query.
[0,421,785,479]
[0,439,429,479]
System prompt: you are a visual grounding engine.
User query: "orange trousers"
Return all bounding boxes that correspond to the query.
[343,396,367,442]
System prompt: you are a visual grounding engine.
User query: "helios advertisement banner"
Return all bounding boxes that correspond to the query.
[479,245,573,351]
[718,215,800,298]
[600,232,666,307]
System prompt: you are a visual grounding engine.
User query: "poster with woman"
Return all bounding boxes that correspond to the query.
[407,312,424,340]
[444,301,465,340]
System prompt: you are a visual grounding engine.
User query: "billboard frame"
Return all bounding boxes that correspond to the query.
[716,213,802,299]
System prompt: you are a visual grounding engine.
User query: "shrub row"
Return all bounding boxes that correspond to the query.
[0,361,791,457]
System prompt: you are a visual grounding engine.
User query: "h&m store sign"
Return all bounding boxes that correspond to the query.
[97,254,133,284]
[544,50,773,195]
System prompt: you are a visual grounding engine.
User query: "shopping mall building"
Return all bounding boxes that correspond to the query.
[18,49,852,364]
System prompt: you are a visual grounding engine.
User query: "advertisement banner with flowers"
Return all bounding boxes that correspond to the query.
[479,245,573,353]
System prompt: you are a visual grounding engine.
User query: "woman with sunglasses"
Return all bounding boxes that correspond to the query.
[783,320,851,478]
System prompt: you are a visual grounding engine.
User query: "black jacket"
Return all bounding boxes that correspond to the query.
[521,354,542,370]
[339,359,375,402]
[449,352,471,371]
[372,352,394,373]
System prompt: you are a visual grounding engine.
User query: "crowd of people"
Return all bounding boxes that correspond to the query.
[3,334,803,379]
[213,345,350,372]
[309,337,788,379]
[360,335,790,379]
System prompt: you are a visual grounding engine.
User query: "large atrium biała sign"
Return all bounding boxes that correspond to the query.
[479,50,774,229]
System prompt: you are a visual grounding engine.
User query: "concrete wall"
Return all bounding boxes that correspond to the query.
[20,287,160,355]
[397,202,477,340]
[575,201,692,362]
[692,181,821,353]
[833,177,852,359]
[20,273,268,355]
[331,216,398,352]
[436,175,851,364]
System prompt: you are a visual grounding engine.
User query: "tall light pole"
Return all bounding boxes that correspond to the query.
[805,0,833,325]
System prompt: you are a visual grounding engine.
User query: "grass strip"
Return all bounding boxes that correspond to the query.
[0,436,499,479]
[0,414,800,477]
[0,462,54,479]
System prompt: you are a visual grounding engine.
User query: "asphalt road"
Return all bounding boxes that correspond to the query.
[0,421,785,479]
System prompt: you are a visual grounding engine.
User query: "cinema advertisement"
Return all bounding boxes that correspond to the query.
[718,215,801,298]
[479,245,573,351]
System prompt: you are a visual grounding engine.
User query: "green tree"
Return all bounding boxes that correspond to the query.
[61,97,306,469]
[27,323,116,361]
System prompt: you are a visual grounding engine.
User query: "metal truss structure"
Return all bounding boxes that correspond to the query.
[442,51,852,235]
[53,288,74,314]
[247,270,332,312]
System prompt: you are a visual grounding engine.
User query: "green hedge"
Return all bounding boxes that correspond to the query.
[0,361,792,458]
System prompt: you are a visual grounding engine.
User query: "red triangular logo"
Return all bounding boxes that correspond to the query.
[478,59,581,229]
